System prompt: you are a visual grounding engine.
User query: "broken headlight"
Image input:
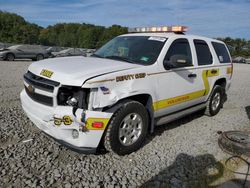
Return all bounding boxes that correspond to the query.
[57,86,90,109]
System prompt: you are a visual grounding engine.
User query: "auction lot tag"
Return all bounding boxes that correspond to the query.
[53,115,73,126]
[40,69,53,78]
[148,36,166,42]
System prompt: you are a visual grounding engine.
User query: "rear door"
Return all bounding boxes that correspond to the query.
[26,45,39,58]
[154,37,205,117]
[19,45,32,58]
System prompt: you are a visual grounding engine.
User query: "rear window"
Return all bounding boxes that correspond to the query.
[194,40,213,66]
[212,42,231,63]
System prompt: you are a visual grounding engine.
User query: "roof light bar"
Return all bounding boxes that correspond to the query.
[128,26,188,33]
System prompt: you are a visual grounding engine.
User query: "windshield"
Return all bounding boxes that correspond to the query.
[7,45,21,50]
[93,36,167,65]
[60,49,72,53]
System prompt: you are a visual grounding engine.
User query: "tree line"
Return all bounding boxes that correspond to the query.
[0,11,127,49]
[0,11,250,56]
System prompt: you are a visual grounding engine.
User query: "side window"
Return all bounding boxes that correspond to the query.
[212,42,231,63]
[164,38,192,69]
[194,40,213,66]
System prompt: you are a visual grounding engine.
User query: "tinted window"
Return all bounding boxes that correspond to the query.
[164,38,192,67]
[194,40,212,66]
[212,42,231,63]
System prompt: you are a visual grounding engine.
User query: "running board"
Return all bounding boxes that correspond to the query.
[155,103,206,126]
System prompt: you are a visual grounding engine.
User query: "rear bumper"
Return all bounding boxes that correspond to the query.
[20,89,113,153]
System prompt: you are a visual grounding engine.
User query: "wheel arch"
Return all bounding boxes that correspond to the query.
[214,77,226,89]
[103,93,155,133]
[36,53,44,59]
[5,52,15,60]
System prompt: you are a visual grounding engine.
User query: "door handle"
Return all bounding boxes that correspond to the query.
[188,73,197,78]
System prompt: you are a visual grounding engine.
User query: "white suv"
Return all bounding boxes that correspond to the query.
[20,26,233,155]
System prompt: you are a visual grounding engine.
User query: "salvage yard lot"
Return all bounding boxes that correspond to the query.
[0,61,250,187]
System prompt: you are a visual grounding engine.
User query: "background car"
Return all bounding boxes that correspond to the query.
[232,56,246,63]
[0,44,49,61]
[45,46,64,57]
[246,58,250,64]
[51,48,86,57]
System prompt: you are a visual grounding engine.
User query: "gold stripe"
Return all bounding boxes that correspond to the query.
[86,79,115,84]
[227,67,233,74]
[153,69,219,111]
[153,90,206,111]
[85,118,110,130]
[147,71,167,76]
[147,66,225,77]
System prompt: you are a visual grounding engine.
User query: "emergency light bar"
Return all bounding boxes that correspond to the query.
[128,26,188,33]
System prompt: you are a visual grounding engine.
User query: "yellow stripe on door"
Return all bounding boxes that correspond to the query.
[153,69,219,111]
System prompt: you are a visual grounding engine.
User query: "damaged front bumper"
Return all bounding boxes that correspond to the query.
[20,89,113,154]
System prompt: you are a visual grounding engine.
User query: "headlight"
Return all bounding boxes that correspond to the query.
[57,86,90,109]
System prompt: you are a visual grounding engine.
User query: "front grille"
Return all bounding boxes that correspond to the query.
[24,71,60,93]
[25,86,53,106]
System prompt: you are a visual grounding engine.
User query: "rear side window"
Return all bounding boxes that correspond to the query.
[212,42,231,63]
[194,40,213,66]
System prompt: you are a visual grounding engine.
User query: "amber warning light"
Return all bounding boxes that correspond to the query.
[128,26,188,33]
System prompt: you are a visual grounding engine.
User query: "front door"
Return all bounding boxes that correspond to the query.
[154,38,205,117]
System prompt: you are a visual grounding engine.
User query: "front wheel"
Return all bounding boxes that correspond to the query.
[104,101,149,155]
[6,53,15,61]
[36,54,44,61]
[205,85,223,116]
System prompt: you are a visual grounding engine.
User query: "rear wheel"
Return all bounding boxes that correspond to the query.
[6,53,15,61]
[104,101,149,155]
[36,54,44,61]
[205,85,223,116]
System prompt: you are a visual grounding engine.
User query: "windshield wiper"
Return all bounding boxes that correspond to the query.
[104,55,136,64]
[91,54,103,58]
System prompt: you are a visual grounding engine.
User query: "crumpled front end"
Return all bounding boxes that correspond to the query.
[20,71,113,153]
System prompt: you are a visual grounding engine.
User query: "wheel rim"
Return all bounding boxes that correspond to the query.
[7,54,14,61]
[212,92,221,111]
[37,55,43,61]
[118,113,143,146]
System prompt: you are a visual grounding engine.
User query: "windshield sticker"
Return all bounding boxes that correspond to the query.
[219,56,224,62]
[148,36,166,42]
[118,47,129,57]
[140,56,149,62]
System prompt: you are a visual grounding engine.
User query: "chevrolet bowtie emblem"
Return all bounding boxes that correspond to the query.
[27,85,34,93]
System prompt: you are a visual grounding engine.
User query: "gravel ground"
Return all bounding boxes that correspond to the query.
[0,61,250,188]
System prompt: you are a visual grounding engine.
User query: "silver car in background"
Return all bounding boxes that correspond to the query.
[51,48,86,57]
[0,45,49,61]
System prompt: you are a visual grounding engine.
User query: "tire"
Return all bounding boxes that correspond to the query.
[104,101,149,155]
[36,54,44,61]
[218,131,250,156]
[6,53,15,61]
[205,85,223,116]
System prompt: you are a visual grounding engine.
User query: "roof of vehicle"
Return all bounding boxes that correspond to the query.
[120,32,224,44]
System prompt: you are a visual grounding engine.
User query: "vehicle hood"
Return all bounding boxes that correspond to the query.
[28,56,140,86]
[0,48,9,52]
[51,51,61,56]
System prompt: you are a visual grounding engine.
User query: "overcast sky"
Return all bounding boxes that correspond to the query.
[0,0,250,39]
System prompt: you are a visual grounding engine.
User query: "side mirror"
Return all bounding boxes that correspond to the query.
[164,55,192,69]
